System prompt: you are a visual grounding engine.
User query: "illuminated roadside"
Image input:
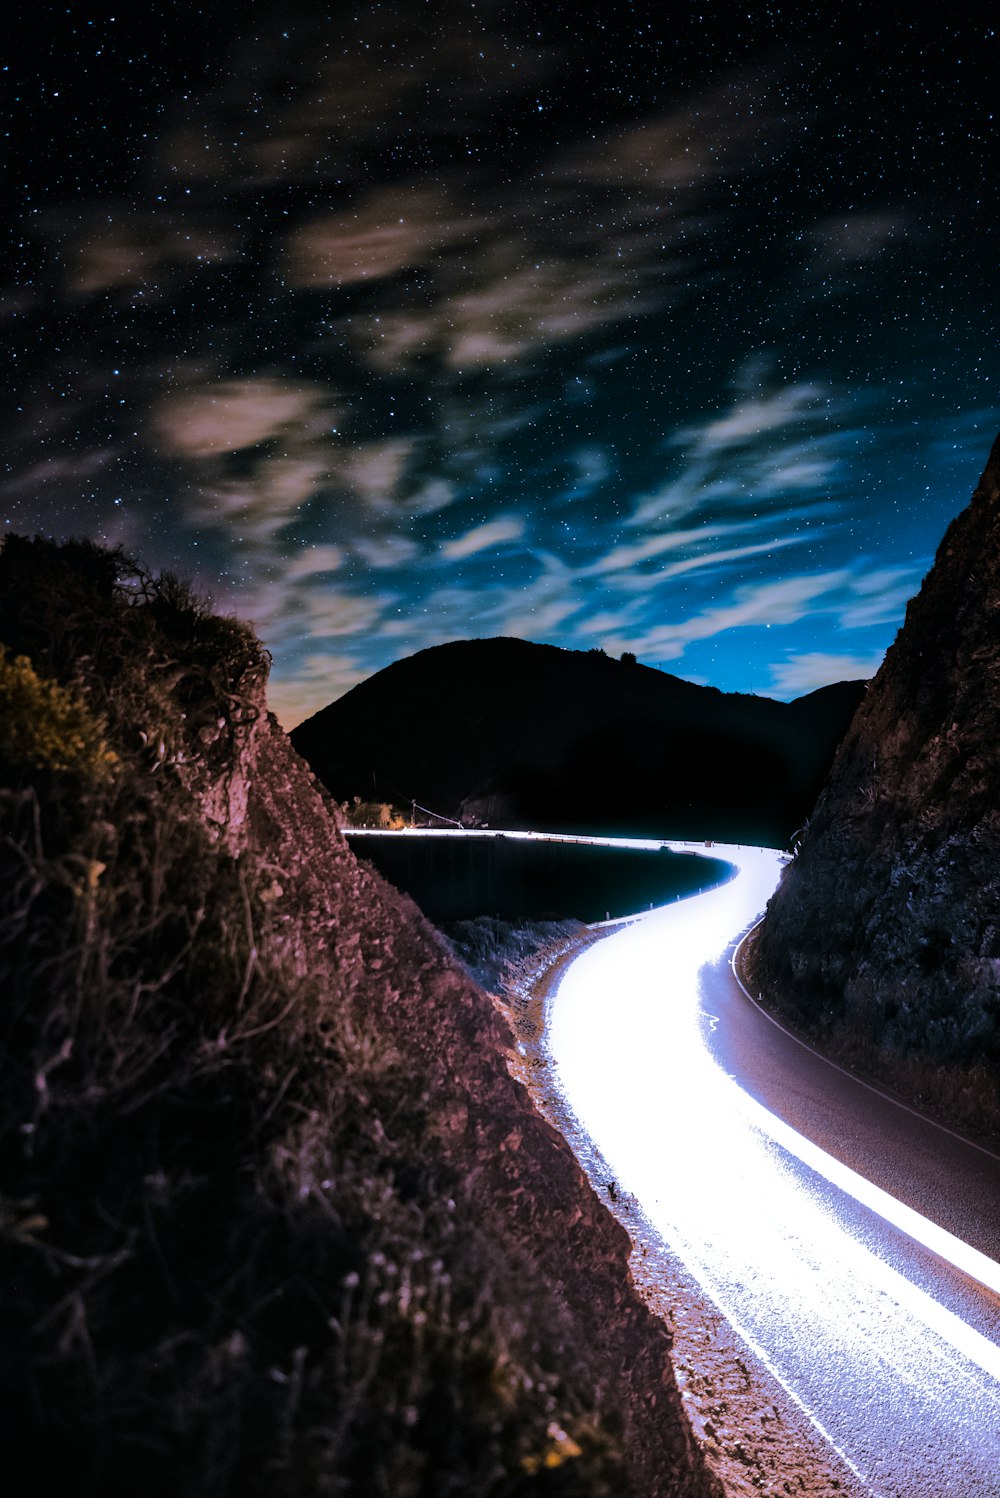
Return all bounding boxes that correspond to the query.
[547,844,1000,1496]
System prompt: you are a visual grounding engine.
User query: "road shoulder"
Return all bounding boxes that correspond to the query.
[501,924,866,1498]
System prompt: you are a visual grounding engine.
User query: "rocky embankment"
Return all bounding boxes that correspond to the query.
[249,727,722,1493]
[750,434,1000,1140]
[0,536,717,1496]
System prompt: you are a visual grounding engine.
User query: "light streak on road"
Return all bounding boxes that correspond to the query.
[546,843,1000,1497]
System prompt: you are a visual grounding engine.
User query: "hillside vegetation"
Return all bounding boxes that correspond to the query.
[0,536,716,1497]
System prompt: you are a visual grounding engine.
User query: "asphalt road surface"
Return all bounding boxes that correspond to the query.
[546,842,1000,1498]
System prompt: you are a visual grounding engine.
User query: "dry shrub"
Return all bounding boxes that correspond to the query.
[0,535,632,1497]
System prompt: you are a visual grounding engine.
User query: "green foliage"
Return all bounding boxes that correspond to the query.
[0,645,116,780]
[0,533,269,770]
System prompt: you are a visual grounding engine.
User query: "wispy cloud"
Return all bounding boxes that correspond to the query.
[769,652,881,697]
[622,571,854,660]
[151,378,334,458]
[285,185,478,288]
[440,516,525,560]
[353,249,668,372]
[69,216,236,296]
[223,27,554,188]
[377,550,583,647]
[585,525,809,588]
[305,588,391,641]
[838,564,928,628]
[562,445,612,500]
[644,535,811,585]
[806,211,907,266]
[189,460,329,546]
[268,651,369,730]
[628,382,847,534]
[603,559,926,669]
[282,544,345,582]
[338,439,414,510]
[500,566,587,637]
[407,478,459,515]
[352,534,422,570]
[585,526,726,576]
[443,257,663,370]
[558,69,790,189]
[683,385,827,457]
[337,68,791,374]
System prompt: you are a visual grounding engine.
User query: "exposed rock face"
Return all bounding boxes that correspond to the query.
[752,434,1000,1136]
[249,722,718,1496]
[292,639,865,847]
[0,537,718,1496]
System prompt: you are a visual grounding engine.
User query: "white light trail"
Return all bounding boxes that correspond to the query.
[546,843,1000,1496]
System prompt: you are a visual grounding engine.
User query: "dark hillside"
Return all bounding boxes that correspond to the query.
[0,536,717,1497]
[292,640,864,846]
[751,433,1000,1140]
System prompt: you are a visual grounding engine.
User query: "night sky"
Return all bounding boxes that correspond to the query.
[4,3,998,727]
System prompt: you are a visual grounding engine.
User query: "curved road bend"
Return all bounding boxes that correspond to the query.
[546,842,1000,1498]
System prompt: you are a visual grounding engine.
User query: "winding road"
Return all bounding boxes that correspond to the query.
[547,841,1000,1497]
[353,827,1000,1491]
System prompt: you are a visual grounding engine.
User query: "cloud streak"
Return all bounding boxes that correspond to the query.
[440,516,526,560]
[4,4,991,731]
[768,652,881,696]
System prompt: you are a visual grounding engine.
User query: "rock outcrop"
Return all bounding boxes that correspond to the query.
[0,536,718,1496]
[292,638,865,847]
[751,433,1000,1139]
[248,720,716,1494]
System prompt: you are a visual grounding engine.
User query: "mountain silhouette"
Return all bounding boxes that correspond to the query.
[291,640,865,846]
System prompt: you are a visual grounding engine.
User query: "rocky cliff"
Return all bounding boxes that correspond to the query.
[0,536,717,1496]
[751,433,1000,1140]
